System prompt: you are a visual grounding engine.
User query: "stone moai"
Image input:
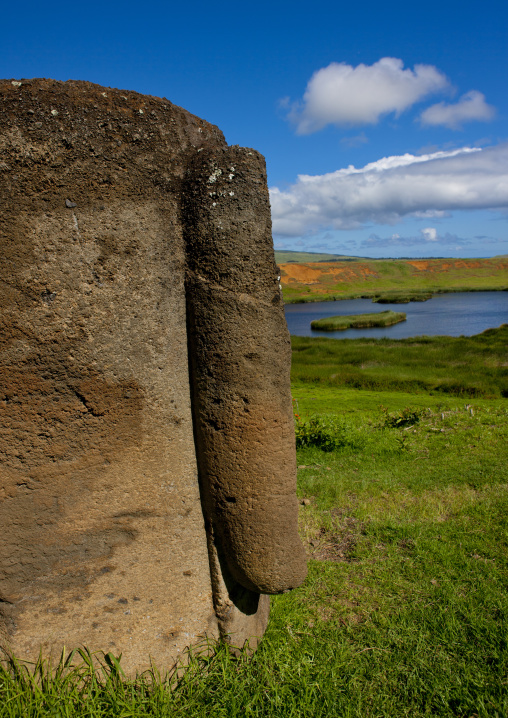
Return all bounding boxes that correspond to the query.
[0,79,307,675]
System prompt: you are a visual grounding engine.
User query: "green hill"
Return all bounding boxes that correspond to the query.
[280,257,508,303]
[274,250,362,264]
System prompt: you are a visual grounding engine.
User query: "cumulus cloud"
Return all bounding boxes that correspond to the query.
[420,90,496,129]
[288,58,449,134]
[421,227,438,241]
[269,144,508,236]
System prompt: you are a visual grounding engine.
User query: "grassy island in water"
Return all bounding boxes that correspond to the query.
[311,309,406,331]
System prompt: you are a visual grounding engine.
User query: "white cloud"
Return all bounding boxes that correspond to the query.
[421,227,438,241]
[288,58,449,134]
[269,144,508,236]
[420,90,496,129]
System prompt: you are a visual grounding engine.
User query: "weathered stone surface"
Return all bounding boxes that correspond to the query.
[183,146,307,596]
[0,78,306,674]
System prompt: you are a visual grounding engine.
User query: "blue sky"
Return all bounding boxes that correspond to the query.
[4,0,507,258]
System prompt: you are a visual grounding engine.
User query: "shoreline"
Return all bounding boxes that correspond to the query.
[283,286,508,304]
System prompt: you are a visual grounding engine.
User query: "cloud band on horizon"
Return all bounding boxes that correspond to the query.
[269,144,508,237]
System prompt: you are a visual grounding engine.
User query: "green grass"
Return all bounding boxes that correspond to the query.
[2,330,507,716]
[310,310,406,331]
[288,388,508,716]
[291,325,508,399]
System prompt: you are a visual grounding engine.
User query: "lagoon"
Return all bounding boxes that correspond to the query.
[285,291,508,339]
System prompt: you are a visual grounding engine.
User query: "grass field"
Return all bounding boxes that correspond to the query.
[2,329,507,716]
[291,326,508,399]
[310,310,406,331]
[279,257,508,304]
[274,251,364,264]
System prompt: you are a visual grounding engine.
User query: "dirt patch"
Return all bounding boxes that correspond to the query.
[406,259,496,273]
[280,262,379,286]
[279,264,327,284]
[307,509,363,562]
[406,260,430,271]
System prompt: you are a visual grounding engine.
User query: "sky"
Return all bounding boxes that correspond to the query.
[3,0,508,258]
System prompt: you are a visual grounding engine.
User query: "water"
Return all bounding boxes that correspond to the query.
[284,291,508,339]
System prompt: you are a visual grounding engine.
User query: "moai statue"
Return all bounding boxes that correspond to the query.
[0,79,306,675]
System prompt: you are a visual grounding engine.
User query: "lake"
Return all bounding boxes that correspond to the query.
[284,291,508,339]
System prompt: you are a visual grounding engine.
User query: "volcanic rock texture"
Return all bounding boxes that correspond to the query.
[0,79,306,675]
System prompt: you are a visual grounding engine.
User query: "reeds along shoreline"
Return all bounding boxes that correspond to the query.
[290,325,508,399]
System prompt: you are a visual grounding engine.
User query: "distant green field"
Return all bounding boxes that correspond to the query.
[280,257,508,303]
[274,250,362,263]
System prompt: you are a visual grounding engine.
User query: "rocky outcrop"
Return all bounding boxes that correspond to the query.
[0,78,306,675]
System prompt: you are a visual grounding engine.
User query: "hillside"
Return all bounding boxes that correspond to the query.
[274,250,363,263]
[280,257,508,303]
